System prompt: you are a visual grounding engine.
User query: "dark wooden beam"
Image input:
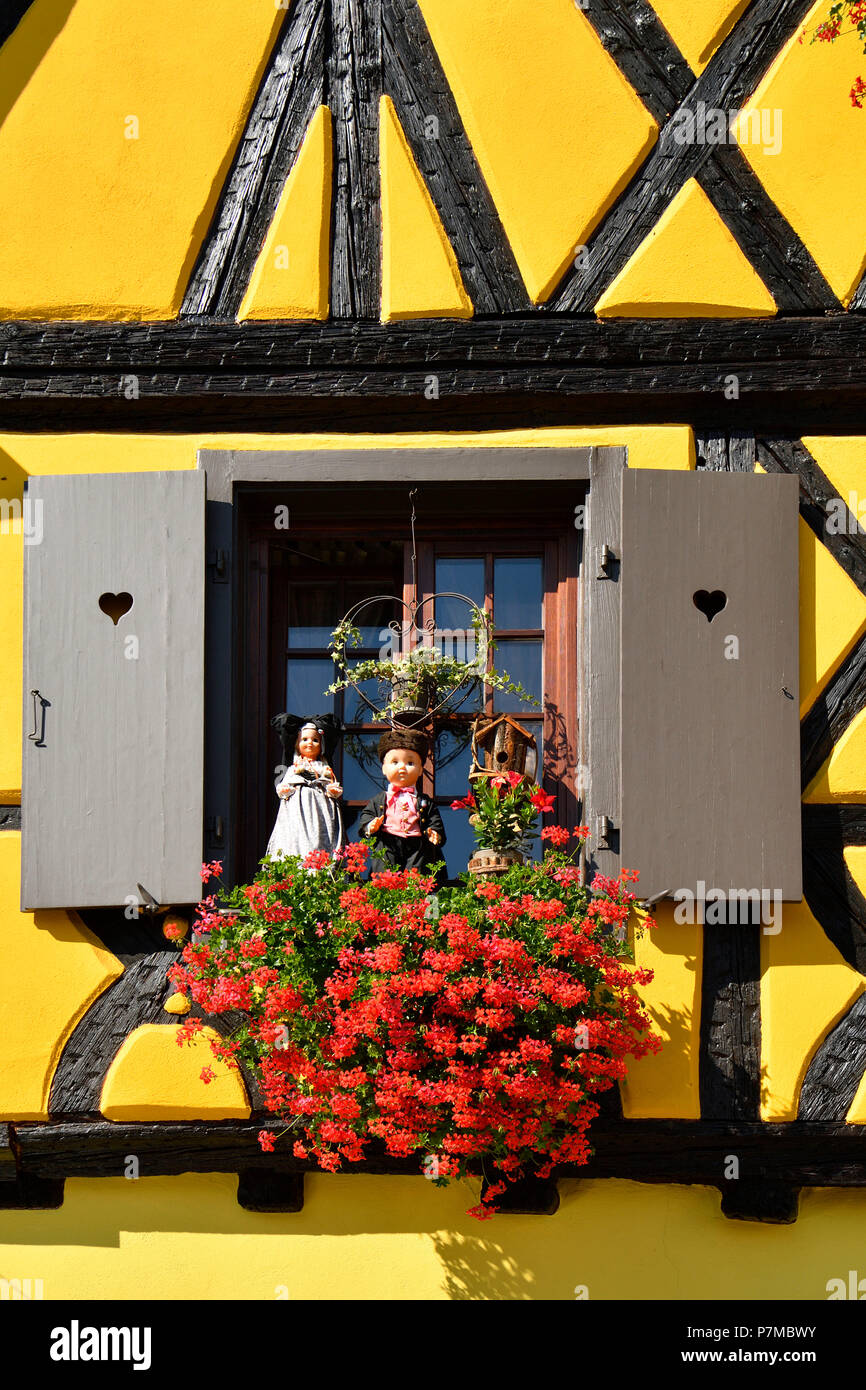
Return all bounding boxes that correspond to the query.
[181,0,325,317]
[803,804,866,847]
[383,0,528,313]
[549,0,834,311]
[758,438,866,597]
[328,0,382,318]
[803,845,866,974]
[13,1118,866,1189]
[695,429,755,471]
[700,923,762,1120]
[7,316,866,373]
[799,993,866,1120]
[49,946,179,1114]
[578,0,692,125]
[698,151,837,313]
[800,630,866,794]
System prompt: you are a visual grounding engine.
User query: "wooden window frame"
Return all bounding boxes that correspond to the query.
[198,446,607,889]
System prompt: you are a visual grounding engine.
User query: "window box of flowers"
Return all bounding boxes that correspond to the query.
[172,834,661,1218]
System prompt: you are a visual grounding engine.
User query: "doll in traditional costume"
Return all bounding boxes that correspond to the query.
[267,713,344,862]
[358,728,446,878]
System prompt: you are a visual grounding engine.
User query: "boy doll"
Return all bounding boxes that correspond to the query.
[358,728,446,878]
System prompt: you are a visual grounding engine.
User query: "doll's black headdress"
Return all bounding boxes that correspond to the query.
[271,712,344,764]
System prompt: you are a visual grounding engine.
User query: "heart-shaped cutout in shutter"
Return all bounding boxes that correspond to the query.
[693,589,727,623]
[98,592,133,626]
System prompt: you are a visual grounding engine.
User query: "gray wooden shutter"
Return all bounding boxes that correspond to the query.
[619,468,801,902]
[22,471,205,909]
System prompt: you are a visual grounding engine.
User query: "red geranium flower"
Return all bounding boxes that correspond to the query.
[541,825,570,846]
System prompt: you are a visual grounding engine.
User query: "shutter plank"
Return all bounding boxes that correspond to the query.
[620,469,801,901]
[22,471,205,908]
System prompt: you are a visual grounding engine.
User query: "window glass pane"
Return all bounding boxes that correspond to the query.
[435,558,485,629]
[434,727,474,799]
[288,584,338,648]
[285,658,335,715]
[344,659,387,725]
[492,640,542,713]
[438,807,477,883]
[341,732,386,801]
[494,557,542,630]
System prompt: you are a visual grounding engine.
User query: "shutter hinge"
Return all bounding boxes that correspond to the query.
[596,815,615,846]
[207,814,225,845]
[596,544,618,579]
[208,549,230,583]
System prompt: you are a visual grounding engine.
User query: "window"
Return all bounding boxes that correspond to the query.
[18,449,802,908]
[235,478,582,884]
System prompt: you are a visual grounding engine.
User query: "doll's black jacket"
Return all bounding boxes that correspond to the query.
[358,790,446,843]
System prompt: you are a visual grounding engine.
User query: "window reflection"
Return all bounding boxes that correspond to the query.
[285,658,334,714]
[435,558,485,629]
[494,557,543,629]
[492,640,542,712]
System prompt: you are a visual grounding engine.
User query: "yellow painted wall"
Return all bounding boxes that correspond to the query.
[3,1173,866,1300]
[0,0,283,319]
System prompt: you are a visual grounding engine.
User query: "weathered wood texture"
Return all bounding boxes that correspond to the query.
[550,0,835,311]
[49,949,178,1114]
[803,844,866,974]
[22,472,205,909]
[758,438,866,597]
[771,434,866,821]
[6,317,866,379]
[383,0,527,314]
[579,0,691,124]
[620,469,801,900]
[49,910,262,1113]
[695,430,755,471]
[700,925,761,1119]
[181,0,325,317]
[0,804,21,830]
[799,993,866,1120]
[329,0,382,318]
[14,1119,866,1187]
[801,632,866,794]
[697,151,836,313]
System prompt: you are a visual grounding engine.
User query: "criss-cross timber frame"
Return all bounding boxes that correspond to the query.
[4,2,866,1220]
[179,0,842,318]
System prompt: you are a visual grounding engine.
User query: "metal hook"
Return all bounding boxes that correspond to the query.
[28,690,48,745]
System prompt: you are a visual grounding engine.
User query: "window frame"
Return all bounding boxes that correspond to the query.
[197,446,608,890]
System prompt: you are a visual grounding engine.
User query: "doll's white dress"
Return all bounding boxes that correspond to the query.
[266,756,343,861]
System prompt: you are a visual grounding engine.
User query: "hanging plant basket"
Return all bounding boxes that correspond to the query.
[327,595,537,728]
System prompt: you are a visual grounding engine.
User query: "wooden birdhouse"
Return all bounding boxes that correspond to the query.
[469,714,538,784]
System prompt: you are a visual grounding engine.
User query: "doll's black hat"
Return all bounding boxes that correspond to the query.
[377,727,429,761]
[272,712,343,763]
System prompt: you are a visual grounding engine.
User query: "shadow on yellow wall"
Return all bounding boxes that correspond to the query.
[2,1173,866,1300]
[0,2,75,129]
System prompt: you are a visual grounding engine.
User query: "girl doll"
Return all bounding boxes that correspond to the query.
[267,713,344,862]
